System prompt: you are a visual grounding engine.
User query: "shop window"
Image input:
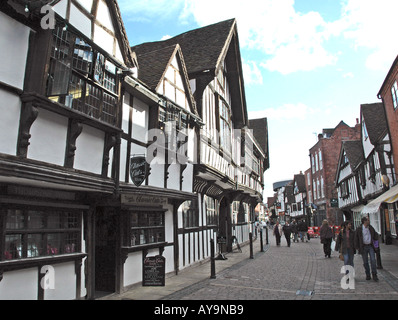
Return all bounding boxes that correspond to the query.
[3,209,81,261]
[46,26,118,126]
[182,200,198,229]
[128,211,165,246]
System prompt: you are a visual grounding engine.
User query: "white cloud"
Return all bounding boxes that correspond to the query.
[340,0,398,72]
[119,0,398,75]
[242,60,263,85]
[248,103,314,121]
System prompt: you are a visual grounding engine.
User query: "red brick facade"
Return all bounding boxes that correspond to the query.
[378,55,398,178]
[309,122,361,225]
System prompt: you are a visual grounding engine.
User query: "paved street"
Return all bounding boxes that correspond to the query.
[163,235,398,301]
[104,229,398,301]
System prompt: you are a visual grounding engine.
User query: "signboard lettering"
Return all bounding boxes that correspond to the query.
[121,194,168,206]
[130,156,148,187]
[143,255,166,287]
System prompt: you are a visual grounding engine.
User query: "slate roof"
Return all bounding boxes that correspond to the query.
[361,103,388,145]
[284,185,295,204]
[248,118,269,168]
[342,140,364,171]
[293,174,306,193]
[132,19,236,75]
[135,44,180,91]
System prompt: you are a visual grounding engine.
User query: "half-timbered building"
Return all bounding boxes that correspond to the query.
[0,0,138,299]
[359,103,395,237]
[335,140,364,225]
[290,173,307,220]
[119,43,201,289]
[133,19,268,267]
[0,4,268,299]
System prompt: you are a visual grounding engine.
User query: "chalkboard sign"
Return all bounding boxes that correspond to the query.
[143,255,166,287]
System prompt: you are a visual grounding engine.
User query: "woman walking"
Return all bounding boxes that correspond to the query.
[320,220,334,258]
[336,221,356,270]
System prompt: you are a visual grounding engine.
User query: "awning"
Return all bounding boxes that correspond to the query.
[362,184,398,215]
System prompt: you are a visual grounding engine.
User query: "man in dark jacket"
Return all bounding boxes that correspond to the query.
[283,222,292,247]
[354,217,379,281]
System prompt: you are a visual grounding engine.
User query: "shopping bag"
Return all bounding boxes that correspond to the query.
[331,239,336,251]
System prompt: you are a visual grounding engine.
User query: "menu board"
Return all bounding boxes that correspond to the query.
[143,255,166,287]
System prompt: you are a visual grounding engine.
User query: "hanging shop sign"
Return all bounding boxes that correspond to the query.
[130,155,149,187]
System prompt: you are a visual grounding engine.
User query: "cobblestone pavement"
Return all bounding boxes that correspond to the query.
[162,234,398,301]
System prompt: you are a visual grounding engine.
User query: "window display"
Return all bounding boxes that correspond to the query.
[3,209,81,261]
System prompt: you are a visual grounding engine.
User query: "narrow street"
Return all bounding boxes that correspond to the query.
[162,232,398,301]
[104,229,398,303]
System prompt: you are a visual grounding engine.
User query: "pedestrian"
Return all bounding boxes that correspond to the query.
[298,220,308,242]
[291,220,299,243]
[273,220,283,246]
[335,221,356,278]
[320,220,334,258]
[283,221,292,247]
[354,216,379,281]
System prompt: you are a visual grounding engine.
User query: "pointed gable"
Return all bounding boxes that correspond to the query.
[343,140,364,171]
[335,139,364,185]
[361,103,388,145]
[135,44,197,115]
[132,18,248,126]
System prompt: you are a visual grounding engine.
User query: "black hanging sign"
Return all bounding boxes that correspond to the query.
[130,155,148,187]
[143,255,166,287]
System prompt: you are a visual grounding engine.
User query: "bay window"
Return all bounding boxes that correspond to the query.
[46,25,119,126]
[219,99,231,153]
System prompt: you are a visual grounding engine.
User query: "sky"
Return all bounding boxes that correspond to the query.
[117,0,398,199]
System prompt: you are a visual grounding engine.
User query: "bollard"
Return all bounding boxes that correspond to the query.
[260,229,264,252]
[249,232,254,259]
[376,247,383,270]
[265,226,269,245]
[210,239,216,279]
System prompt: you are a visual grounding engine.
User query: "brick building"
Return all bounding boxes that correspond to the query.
[378,55,398,180]
[309,121,361,226]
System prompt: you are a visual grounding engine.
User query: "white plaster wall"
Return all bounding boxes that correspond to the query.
[0,12,30,89]
[0,90,20,155]
[44,262,76,300]
[167,163,180,190]
[74,124,104,174]
[120,138,127,181]
[96,0,115,33]
[132,97,148,143]
[52,0,68,19]
[75,0,93,12]
[124,251,142,286]
[0,268,38,300]
[29,109,68,166]
[182,163,193,193]
[165,206,174,243]
[121,93,130,134]
[93,24,114,57]
[148,149,165,189]
[69,3,92,39]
